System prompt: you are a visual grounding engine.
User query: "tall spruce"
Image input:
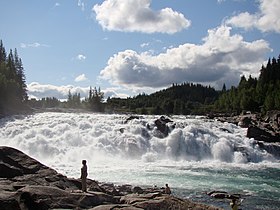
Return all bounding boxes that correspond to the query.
[0,40,28,113]
[215,54,280,113]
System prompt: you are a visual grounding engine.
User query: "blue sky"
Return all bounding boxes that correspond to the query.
[0,0,279,100]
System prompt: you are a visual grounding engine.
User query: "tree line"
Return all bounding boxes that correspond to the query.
[0,40,28,114]
[27,86,105,112]
[0,40,105,115]
[1,39,279,115]
[107,83,219,114]
[107,54,280,115]
[215,55,280,113]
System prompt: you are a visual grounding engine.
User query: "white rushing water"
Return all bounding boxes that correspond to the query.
[1,112,279,209]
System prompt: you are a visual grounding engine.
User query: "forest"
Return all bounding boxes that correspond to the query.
[215,56,280,114]
[0,39,279,116]
[0,40,28,114]
[107,55,280,115]
[0,40,104,114]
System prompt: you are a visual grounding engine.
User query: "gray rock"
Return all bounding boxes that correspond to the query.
[0,146,222,209]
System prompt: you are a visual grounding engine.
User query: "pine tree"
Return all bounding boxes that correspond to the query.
[222,83,226,92]
[0,40,28,113]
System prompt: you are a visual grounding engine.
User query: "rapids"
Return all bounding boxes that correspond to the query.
[0,112,279,209]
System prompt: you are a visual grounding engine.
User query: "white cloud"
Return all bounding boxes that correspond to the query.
[20,42,49,48]
[99,25,271,90]
[93,0,191,34]
[54,3,60,7]
[75,74,88,82]
[226,0,280,33]
[27,82,89,100]
[140,42,150,48]
[76,54,86,61]
[102,87,129,99]
[78,0,85,11]
[27,82,128,100]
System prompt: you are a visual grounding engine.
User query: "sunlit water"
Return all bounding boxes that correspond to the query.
[0,112,279,209]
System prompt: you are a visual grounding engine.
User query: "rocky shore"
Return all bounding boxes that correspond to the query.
[209,110,280,143]
[0,146,221,210]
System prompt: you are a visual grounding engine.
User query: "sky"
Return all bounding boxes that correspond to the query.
[0,0,279,100]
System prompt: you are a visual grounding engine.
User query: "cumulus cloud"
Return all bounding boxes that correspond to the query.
[226,0,280,33]
[27,82,89,100]
[20,42,49,48]
[75,74,88,82]
[76,54,86,61]
[99,25,271,90]
[102,88,129,99]
[27,82,128,100]
[93,0,191,34]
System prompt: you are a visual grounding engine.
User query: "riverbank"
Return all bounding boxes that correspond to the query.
[209,110,280,143]
[0,146,222,210]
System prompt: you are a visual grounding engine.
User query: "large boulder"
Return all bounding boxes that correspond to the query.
[0,146,57,177]
[247,125,279,143]
[154,116,174,137]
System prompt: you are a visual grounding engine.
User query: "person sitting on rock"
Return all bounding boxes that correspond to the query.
[230,198,240,210]
[81,160,88,192]
[165,183,171,194]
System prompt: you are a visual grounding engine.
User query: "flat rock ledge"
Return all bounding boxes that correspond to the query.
[0,146,221,210]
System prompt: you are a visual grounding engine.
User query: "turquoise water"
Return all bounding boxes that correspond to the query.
[173,165,280,209]
[1,112,279,209]
[88,159,280,210]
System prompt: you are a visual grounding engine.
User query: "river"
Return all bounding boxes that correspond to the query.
[0,112,279,209]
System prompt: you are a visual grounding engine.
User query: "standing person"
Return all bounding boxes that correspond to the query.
[165,183,171,194]
[81,160,88,192]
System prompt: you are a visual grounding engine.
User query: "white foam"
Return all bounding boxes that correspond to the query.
[0,112,279,181]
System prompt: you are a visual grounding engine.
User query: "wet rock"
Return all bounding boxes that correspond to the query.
[256,141,280,158]
[247,125,279,142]
[207,191,241,200]
[88,180,105,193]
[207,191,228,199]
[154,116,174,137]
[116,184,133,195]
[219,128,232,133]
[100,183,119,195]
[90,204,143,210]
[238,116,253,128]
[125,116,140,123]
[214,112,280,143]
[133,186,144,194]
[122,193,221,210]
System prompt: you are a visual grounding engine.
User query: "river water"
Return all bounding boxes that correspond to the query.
[0,112,279,209]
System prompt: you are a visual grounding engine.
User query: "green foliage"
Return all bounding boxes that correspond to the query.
[107,54,280,115]
[28,87,105,112]
[67,90,81,108]
[0,40,28,113]
[215,54,280,113]
[106,82,219,115]
[86,86,104,112]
